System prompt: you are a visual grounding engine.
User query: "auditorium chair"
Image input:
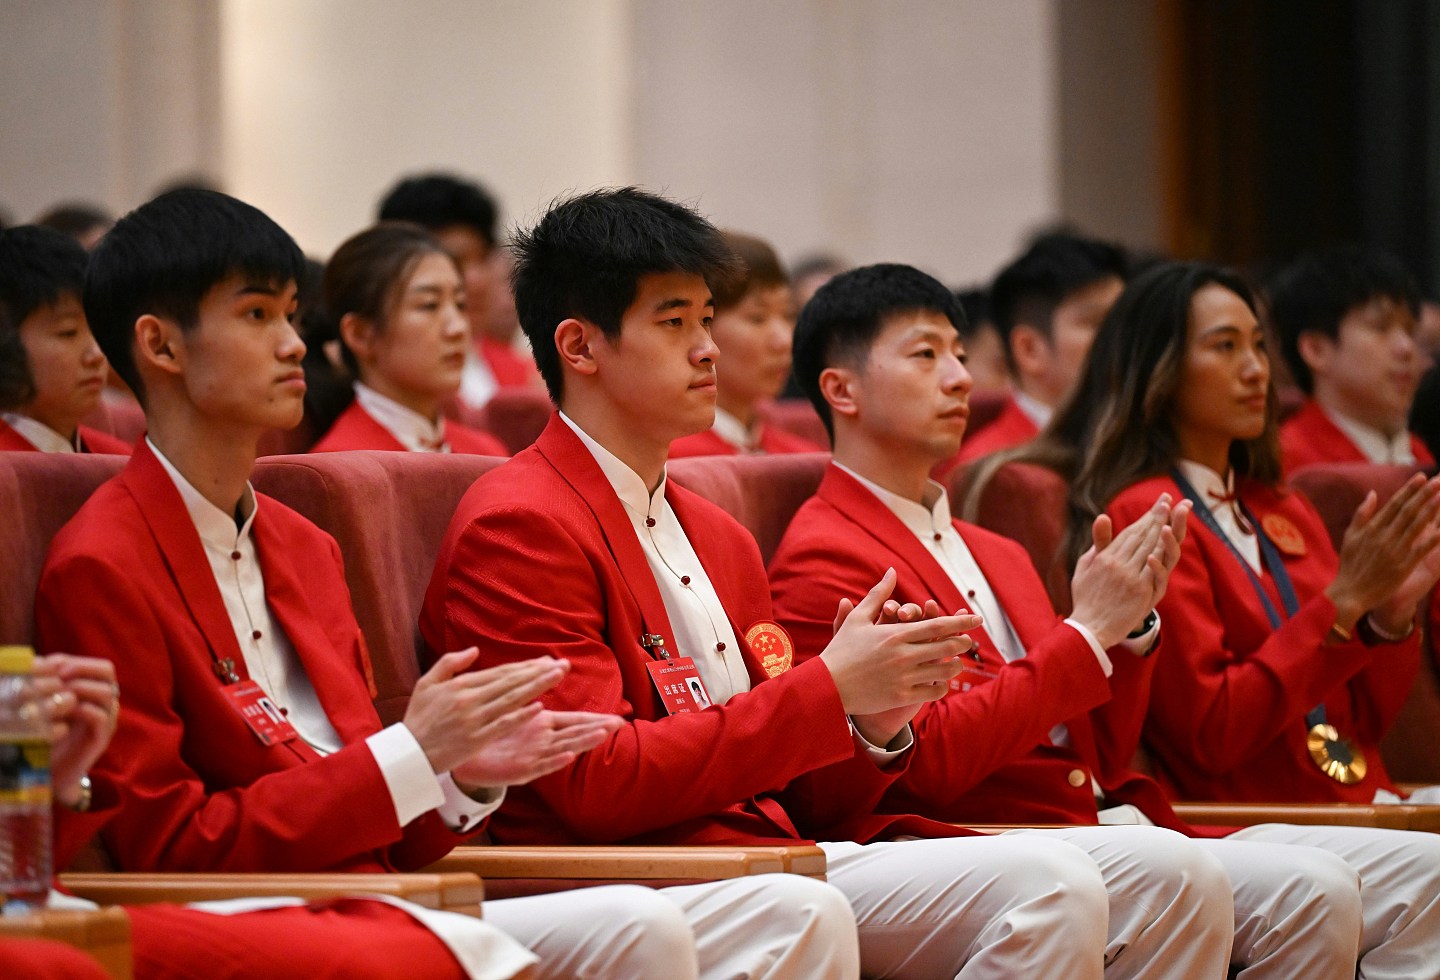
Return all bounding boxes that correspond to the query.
[463,387,554,455]
[249,450,829,896]
[0,453,490,949]
[755,399,831,450]
[943,457,1440,832]
[964,388,1010,436]
[1290,462,1440,788]
[80,396,146,446]
[667,451,830,564]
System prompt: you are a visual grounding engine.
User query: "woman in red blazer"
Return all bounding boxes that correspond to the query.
[1029,261,1440,805]
[309,223,506,456]
[669,232,822,458]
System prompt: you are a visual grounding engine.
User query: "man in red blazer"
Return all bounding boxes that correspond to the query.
[937,232,1126,476]
[1271,244,1435,473]
[423,187,1240,978]
[0,227,131,455]
[35,187,791,979]
[23,652,525,979]
[774,260,1440,977]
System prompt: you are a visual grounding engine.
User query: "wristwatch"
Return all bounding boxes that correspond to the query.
[1126,610,1158,640]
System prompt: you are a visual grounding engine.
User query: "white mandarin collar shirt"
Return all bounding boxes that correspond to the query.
[560,413,750,704]
[1324,405,1417,465]
[1176,459,1262,573]
[353,382,450,453]
[1013,389,1054,430]
[710,407,762,454]
[149,439,497,832]
[3,412,76,453]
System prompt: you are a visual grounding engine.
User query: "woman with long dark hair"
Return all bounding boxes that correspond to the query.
[1021,261,1440,975]
[309,223,506,455]
[1049,261,1440,804]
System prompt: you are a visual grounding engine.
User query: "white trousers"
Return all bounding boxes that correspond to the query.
[485,877,859,980]
[825,826,1234,979]
[1228,823,1440,980]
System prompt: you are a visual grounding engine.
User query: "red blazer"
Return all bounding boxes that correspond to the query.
[1107,473,1419,803]
[934,395,1040,478]
[310,400,508,456]
[1281,399,1435,473]
[37,441,467,873]
[0,418,132,455]
[422,415,965,846]
[769,465,1189,833]
[668,423,823,459]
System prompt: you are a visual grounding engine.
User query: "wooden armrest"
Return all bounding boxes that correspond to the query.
[0,906,131,979]
[427,845,826,899]
[59,872,484,918]
[1172,802,1413,830]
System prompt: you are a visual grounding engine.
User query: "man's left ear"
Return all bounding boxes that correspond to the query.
[554,317,600,377]
[818,366,859,424]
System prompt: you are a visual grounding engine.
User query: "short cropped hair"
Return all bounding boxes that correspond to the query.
[0,226,90,409]
[989,232,1127,370]
[84,189,305,402]
[712,231,787,309]
[1268,243,1421,393]
[510,187,740,402]
[793,263,966,437]
[378,173,500,249]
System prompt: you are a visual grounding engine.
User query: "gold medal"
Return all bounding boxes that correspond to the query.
[1307,723,1367,784]
[745,621,795,678]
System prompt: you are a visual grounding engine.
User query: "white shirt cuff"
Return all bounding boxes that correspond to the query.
[1062,619,1114,677]
[849,719,914,763]
[366,723,446,828]
[436,773,505,833]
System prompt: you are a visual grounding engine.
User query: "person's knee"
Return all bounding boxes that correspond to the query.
[1119,827,1232,906]
[605,885,695,964]
[1004,838,1110,934]
[762,875,858,943]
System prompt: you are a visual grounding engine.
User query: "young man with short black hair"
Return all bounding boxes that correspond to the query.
[35,187,739,979]
[945,232,1127,472]
[1270,243,1433,472]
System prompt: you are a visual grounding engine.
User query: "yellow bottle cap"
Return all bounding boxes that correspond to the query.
[0,646,36,673]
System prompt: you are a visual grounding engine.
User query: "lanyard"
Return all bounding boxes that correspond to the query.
[1169,469,1326,729]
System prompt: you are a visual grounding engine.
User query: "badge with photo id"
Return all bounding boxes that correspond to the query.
[223,679,299,746]
[646,657,714,714]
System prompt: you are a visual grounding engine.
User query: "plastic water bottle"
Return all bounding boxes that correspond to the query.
[0,645,52,914]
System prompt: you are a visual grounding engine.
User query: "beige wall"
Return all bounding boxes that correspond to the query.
[1,0,1153,282]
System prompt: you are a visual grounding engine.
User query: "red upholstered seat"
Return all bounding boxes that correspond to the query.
[1288,462,1422,545]
[80,396,146,444]
[0,453,127,645]
[1289,462,1439,785]
[964,388,1009,436]
[251,451,504,724]
[668,452,830,565]
[756,400,831,450]
[951,461,1072,613]
[467,388,555,455]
